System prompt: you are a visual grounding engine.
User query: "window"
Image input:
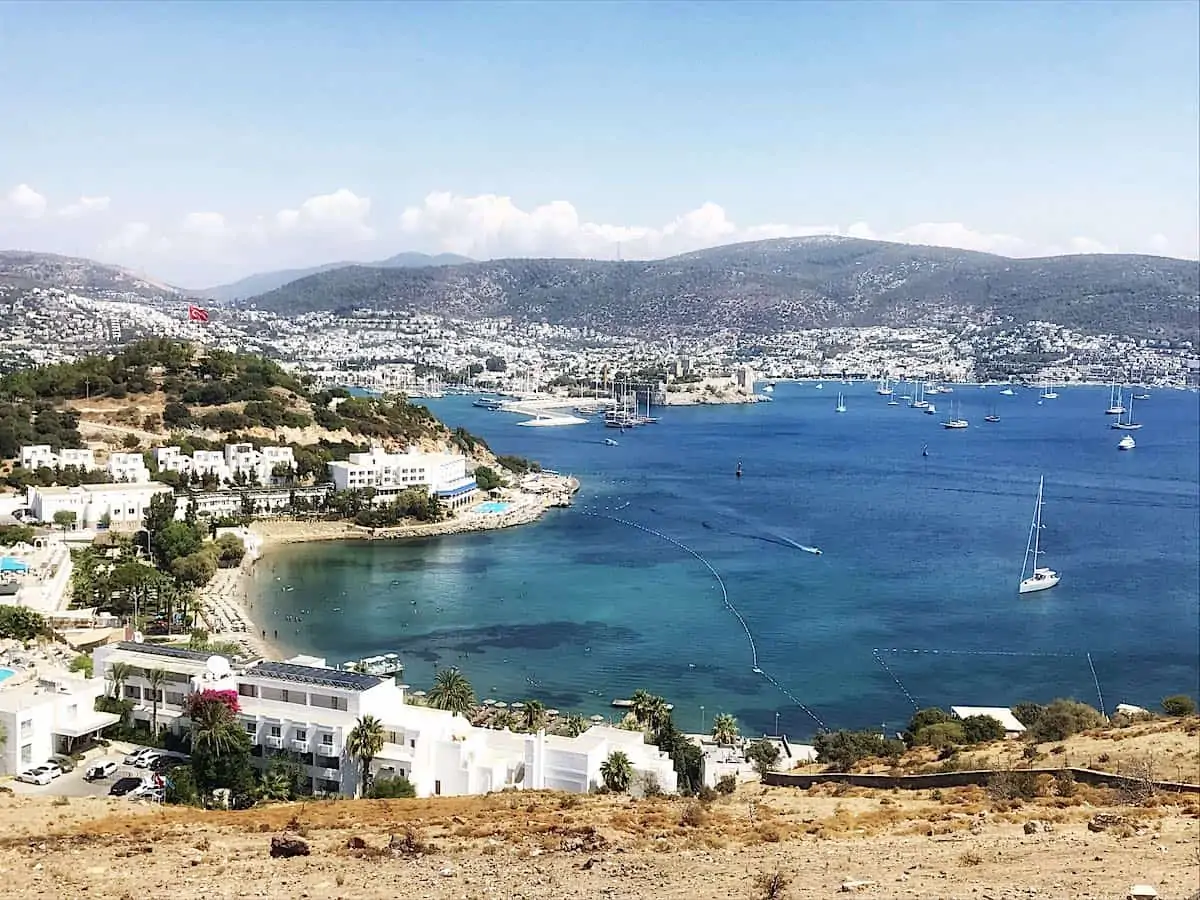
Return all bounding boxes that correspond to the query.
[166,691,185,706]
[238,683,257,698]
[434,780,441,796]
[269,725,281,737]
[295,729,306,742]
[21,744,32,765]
[19,718,33,733]
[320,733,333,747]
[123,685,141,699]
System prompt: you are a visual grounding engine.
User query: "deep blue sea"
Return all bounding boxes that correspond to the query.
[252,384,1200,739]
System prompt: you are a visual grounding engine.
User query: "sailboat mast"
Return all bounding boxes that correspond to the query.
[1033,476,1044,559]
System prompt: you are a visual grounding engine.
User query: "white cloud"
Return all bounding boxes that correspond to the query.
[99,222,154,254]
[57,195,111,218]
[3,183,48,219]
[398,193,1066,261]
[276,188,373,240]
[180,211,229,239]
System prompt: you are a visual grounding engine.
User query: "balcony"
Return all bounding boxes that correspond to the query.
[315,767,340,780]
[264,735,283,749]
[292,739,310,752]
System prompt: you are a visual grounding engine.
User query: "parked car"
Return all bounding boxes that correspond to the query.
[109,777,143,796]
[134,752,164,769]
[16,767,54,786]
[123,747,154,766]
[84,761,119,781]
[149,755,186,773]
[128,784,165,802]
[49,754,76,772]
[42,763,64,780]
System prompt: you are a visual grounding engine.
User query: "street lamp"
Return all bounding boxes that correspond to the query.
[774,712,780,736]
[699,705,705,734]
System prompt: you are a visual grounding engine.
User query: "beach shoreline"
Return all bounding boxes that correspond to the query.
[195,474,579,662]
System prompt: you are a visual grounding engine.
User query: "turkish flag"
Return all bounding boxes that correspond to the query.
[188,304,210,322]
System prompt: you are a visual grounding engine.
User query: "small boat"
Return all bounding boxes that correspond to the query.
[909,382,929,409]
[887,396,900,406]
[1019,476,1060,594]
[924,402,937,415]
[762,384,774,393]
[984,413,1000,423]
[1133,391,1150,401]
[876,375,893,396]
[999,387,1015,396]
[1041,381,1058,400]
[604,438,619,446]
[922,443,929,457]
[835,393,847,413]
[1118,434,1136,451]
[735,461,743,478]
[473,397,504,410]
[815,382,824,390]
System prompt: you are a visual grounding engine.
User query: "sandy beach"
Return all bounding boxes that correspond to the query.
[194,473,579,661]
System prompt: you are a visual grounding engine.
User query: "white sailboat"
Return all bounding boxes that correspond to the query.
[1110,393,1142,430]
[1105,383,1125,415]
[999,386,1015,396]
[835,392,847,413]
[1041,381,1058,400]
[876,375,893,396]
[942,401,968,429]
[1019,476,1060,594]
[909,382,929,409]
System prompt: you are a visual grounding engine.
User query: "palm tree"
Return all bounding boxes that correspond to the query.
[711,713,739,746]
[346,714,385,798]
[521,699,546,733]
[492,709,516,731]
[600,750,634,793]
[427,667,475,716]
[146,668,168,735]
[189,694,243,757]
[561,713,587,737]
[107,661,133,699]
[630,690,670,733]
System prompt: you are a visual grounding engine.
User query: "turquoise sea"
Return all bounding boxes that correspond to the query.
[251,384,1200,739]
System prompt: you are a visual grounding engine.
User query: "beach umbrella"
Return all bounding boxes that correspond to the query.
[482,698,496,707]
[589,714,604,723]
[546,709,560,717]
[511,702,525,710]
[495,702,508,709]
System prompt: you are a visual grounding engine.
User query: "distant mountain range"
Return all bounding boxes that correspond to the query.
[241,237,1200,342]
[195,251,473,302]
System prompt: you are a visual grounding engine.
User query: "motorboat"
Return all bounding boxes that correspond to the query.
[1118,435,1136,451]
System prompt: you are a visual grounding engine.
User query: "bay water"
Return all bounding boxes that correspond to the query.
[251,384,1200,738]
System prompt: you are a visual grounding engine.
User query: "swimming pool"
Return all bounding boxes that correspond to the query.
[0,668,15,685]
[476,501,512,515]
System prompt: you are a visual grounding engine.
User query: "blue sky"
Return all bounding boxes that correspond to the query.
[1,0,1197,284]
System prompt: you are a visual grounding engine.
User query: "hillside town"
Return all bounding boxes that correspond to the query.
[2,282,1197,389]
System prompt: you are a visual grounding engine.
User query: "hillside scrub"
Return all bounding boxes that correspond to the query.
[1026,699,1106,743]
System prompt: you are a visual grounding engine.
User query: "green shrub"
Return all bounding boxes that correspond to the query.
[903,708,953,747]
[986,770,1039,801]
[959,715,1007,744]
[1161,694,1197,717]
[1026,699,1105,743]
[715,774,737,795]
[913,721,966,749]
[813,730,905,771]
[366,775,416,799]
[1011,702,1046,727]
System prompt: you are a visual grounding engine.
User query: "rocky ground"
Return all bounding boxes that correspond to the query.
[1,777,1196,899]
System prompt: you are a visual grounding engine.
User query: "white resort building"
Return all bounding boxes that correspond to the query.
[153,444,296,485]
[19,445,97,472]
[106,452,151,483]
[92,642,677,798]
[328,448,479,510]
[0,670,119,776]
[26,482,174,529]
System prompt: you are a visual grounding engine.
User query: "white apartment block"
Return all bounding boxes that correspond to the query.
[19,444,97,472]
[26,482,174,529]
[328,448,478,510]
[92,643,677,798]
[0,671,119,775]
[152,444,295,485]
[106,451,151,483]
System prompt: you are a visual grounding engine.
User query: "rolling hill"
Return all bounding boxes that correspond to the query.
[0,250,182,301]
[242,237,1200,342]
[196,251,473,302]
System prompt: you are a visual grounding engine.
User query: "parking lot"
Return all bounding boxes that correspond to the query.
[5,743,183,800]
